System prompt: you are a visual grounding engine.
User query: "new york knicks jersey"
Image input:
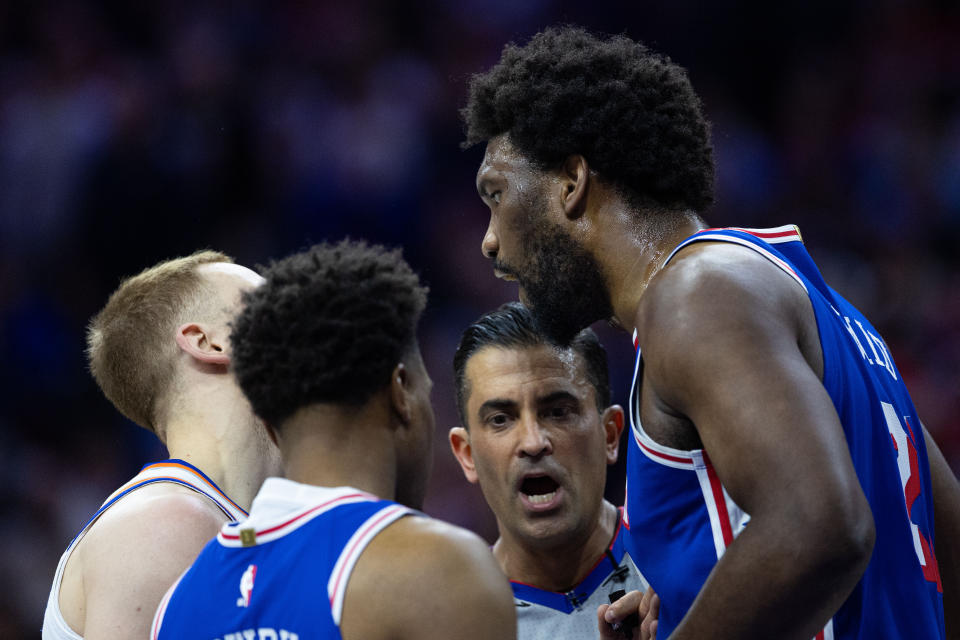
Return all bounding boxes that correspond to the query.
[511,509,649,640]
[622,226,944,639]
[151,477,414,640]
[43,459,248,640]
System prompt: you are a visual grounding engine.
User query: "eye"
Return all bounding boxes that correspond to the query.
[492,191,501,204]
[544,405,573,421]
[486,412,512,429]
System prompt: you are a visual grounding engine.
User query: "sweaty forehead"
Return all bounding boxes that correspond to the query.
[477,135,533,183]
[465,344,589,403]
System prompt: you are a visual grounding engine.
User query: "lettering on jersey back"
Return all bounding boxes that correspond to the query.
[831,306,897,381]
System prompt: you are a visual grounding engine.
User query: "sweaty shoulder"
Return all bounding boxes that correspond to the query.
[639,242,810,345]
[63,483,228,638]
[637,241,819,409]
[341,515,516,640]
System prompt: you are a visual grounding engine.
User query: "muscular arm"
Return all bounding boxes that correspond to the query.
[72,485,226,640]
[924,427,960,639]
[341,515,516,640]
[639,244,874,640]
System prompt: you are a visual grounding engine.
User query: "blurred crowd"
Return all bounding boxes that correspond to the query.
[1,1,958,636]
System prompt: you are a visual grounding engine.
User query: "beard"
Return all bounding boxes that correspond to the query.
[499,193,614,346]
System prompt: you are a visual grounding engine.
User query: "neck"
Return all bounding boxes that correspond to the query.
[493,500,619,592]
[275,400,398,500]
[162,383,280,511]
[594,205,706,331]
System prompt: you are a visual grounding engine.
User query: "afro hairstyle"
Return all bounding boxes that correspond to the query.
[462,25,715,213]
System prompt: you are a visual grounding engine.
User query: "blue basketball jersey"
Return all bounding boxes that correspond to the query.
[622,225,944,639]
[152,478,413,640]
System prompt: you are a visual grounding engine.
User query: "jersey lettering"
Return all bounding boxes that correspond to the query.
[219,631,298,640]
[882,402,942,591]
[830,306,897,381]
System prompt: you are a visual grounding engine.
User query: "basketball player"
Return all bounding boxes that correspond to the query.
[151,240,516,640]
[449,302,656,640]
[461,26,960,639]
[43,251,282,640]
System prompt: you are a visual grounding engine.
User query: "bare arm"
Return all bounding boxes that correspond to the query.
[76,485,226,640]
[924,427,960,639]
[639,245,874,640]
[341,515,516,640]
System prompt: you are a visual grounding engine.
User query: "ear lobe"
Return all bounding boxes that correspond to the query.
[389,363,412,427]
[175,323,230,366]
[602,404,625,465]
[560,154,590,220]
[448,426,479,484]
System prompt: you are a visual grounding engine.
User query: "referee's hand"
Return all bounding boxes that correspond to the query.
[598,587,659,640]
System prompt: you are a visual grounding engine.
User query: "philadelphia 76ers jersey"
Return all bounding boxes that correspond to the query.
[43,459,248,640]
[511,508,649,640]
[151,477,414,640]
[622,225,944,639]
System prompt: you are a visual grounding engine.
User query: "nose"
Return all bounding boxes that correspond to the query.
[482,220,499,259]
[517,417,552,459]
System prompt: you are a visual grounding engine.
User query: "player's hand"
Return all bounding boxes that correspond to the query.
[598,587,659,640]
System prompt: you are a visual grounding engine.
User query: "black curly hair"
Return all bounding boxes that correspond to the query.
[462,25,714,213]
[453,302,610,427]
[230,239,429,427]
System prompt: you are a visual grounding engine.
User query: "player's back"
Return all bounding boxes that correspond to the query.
[623,226,945,639]
[152,478,412,639]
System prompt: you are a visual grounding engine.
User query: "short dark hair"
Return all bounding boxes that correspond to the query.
[453,302,610,426]
[462,25,714,213]
[231,240,429,427]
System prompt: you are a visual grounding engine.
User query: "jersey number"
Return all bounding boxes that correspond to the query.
[882,401,942,592]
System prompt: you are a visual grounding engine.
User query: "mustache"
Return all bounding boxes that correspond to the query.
[493,260,523,281]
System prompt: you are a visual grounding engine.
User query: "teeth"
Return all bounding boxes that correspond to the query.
[525,491,557,504]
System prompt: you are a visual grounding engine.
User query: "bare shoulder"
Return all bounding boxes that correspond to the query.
[639,241,806,343]
[341,515,516,640]
[637,241,816,411]
[83,482,227,557]
[69,483,228,638]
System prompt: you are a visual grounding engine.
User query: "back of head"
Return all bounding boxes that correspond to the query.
[453,302,610,426]
[230,239,429,427]
[462,25,715,213]
[87,250,233,434]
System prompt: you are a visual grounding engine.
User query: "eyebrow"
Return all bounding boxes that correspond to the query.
[537,390,579,406]
[477,398,517,416]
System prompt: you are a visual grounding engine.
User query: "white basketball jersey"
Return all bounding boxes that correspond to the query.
[42,459,247,640]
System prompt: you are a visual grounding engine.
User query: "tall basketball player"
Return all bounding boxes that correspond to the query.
[461,25,960,640]
[151,240,516,640]
[43,251,281,640]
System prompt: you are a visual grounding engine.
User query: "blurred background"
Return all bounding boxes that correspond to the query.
[1,0,958,635]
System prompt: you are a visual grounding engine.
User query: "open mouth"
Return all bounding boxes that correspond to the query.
[520,474,560,505]
[494,269,518,282]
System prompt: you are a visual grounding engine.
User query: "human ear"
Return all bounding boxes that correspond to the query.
[175,323,230,366]
[448,426,479,484]
[602,404,625,465]
[389,362,412,426]
[560,154,590,220]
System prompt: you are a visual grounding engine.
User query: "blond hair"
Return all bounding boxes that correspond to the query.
[87,250,233,434]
